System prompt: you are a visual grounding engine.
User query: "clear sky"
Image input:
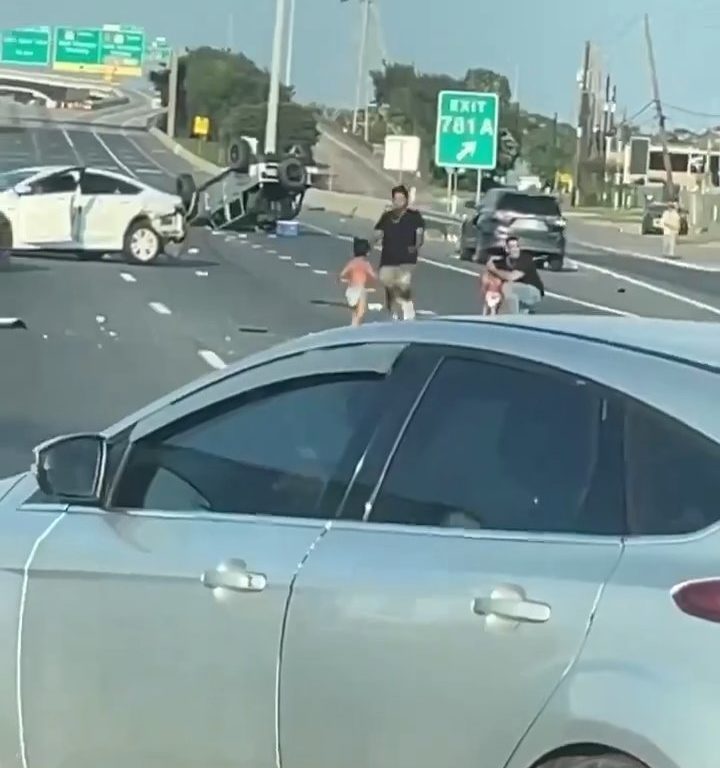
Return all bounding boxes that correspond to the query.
[5,0,720,129]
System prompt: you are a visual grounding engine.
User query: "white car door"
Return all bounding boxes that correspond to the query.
[77,171,142,250]
[19,342,407,768]
[15,169,79,246]
[280,350,625,768]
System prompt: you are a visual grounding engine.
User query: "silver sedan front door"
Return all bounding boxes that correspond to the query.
[18,342,406,768]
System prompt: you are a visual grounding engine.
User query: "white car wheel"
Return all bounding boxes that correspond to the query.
[124,221,161,264]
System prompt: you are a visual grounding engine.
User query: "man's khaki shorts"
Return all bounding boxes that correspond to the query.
[379,265,415,292]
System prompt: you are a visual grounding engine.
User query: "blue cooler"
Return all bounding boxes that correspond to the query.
[276,220,299,237]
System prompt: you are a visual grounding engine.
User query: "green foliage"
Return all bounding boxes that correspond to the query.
[150,47,318,150]
[370,62,574,179]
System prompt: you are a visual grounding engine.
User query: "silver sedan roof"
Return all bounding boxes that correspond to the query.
[106,316,720,444]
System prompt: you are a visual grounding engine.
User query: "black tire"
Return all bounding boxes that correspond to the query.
[547,255,564,271]
[460,248,475,261]
[0,213,13,250]
[176,173,197,212]
[542,752,646,768]
[123,219,162,265]
[277,157,307,192]
[228,138,252,173]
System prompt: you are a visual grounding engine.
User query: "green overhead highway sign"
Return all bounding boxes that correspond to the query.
[434,90,499,170]
[0,27,51,66]
[53,25,145,76]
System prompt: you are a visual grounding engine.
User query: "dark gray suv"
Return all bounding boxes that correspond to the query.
[460,189,566,270]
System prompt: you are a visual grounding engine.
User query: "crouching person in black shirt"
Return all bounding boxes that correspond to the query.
[372,185,425,320]
[485,235,544,314]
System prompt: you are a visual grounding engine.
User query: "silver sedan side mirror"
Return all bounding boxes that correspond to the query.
[32,433,107,502]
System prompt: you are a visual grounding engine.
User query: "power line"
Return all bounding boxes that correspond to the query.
[665,103,720,120]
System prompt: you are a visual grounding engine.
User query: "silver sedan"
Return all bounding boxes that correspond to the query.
[0,315,717,768]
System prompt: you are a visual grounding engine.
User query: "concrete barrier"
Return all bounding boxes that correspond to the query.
[148,126,222,176]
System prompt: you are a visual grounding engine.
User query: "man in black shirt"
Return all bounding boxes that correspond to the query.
[485,235,544,313]
[372,185,425,320]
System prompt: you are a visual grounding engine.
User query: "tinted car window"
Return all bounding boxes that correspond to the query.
[369,357,618,534]
[624,402,720,535]
[113,375,383,518]
[496,193,560,217]
[81,172,140,195]
[30,172,77,194]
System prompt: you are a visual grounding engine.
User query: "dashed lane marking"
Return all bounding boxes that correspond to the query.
[149,302,172,315]
[91,131,137,178]
[295,262,310,267]
[279,255,292,260]
[198,349,227,369]
[120,272,136,283]
[313,268,328,275]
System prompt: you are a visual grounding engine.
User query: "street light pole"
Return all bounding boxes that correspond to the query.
[285,0,296,85]
[351,0,370,136]
[265,0,287,155]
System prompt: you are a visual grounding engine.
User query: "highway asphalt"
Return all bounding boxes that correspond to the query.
[2,122,720,476]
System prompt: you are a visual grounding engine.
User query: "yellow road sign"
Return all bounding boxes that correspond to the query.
[192,115,210,137]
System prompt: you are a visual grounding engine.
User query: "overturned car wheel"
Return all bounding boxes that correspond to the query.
[123,219,162,265]
[278,157,307,193]
[176,173,197,214]
[228,138,252,173]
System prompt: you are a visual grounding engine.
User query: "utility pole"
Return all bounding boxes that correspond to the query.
[265,0,287,155]
[571,40,591,207]
[352,0,371,137]
[643,13,674,200]
[285,0,296,84]
[167,49,179,139]
[551,112,558,186]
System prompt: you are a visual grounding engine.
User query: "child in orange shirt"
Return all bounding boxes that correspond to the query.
[340,237,377,326]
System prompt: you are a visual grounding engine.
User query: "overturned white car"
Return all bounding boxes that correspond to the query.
[0,165,191,264]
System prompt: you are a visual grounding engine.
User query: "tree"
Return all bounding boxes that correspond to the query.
[368,62,572,179]
[148,47,318,151]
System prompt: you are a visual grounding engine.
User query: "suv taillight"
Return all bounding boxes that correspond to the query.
[672,579,720,623]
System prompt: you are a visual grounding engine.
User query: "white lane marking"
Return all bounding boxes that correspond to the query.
[417,309,436,316]
[368,302,384,311]
[199,349,226,369]
[313,268,328,275]
[188,247,199,254]
[573,239,720,273]
[17,512,67,768]
[121,133,171,173]
[572,258,720,317]
[195,270,208,277]
[295,262,310,267]
[251,244,262,249]
[120,272,136,283]
[91,131,137,178]
[61,128,82,163]
[95,315,106,323]
[149,301,172,315]
[29,130,41,163]
[301,221,633,315]
[267,249,277,254]
[417,256,636,317]
[279,255,292,260]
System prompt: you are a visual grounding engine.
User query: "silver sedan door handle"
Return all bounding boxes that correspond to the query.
[201,558,267,593]
[473,584,550,624]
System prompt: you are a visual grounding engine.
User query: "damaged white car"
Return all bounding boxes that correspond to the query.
[0,165,191,264]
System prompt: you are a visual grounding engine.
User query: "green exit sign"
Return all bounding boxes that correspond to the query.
[0,27,51,66]
[53,25,145,76]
